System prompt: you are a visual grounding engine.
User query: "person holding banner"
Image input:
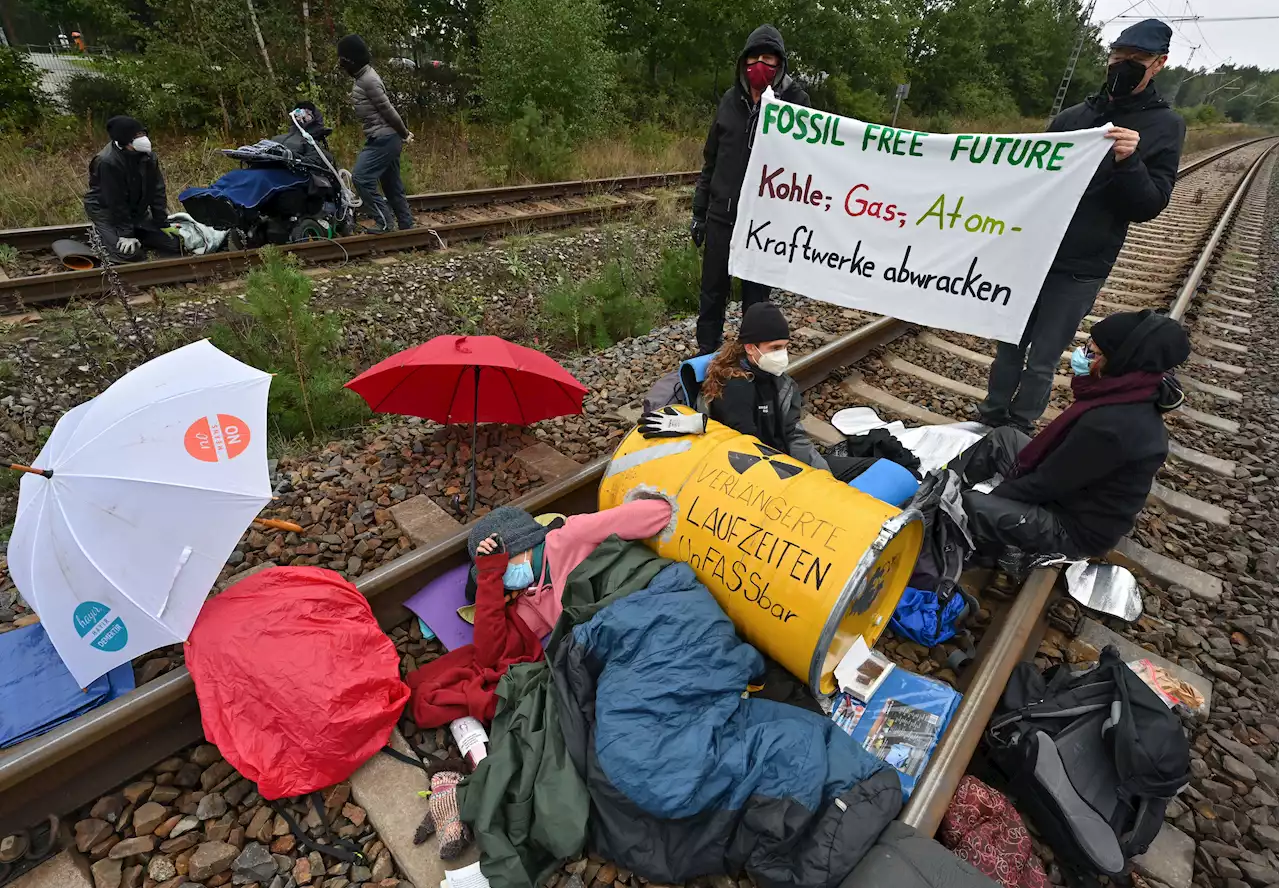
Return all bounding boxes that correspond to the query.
[691,25,810,356]
[957,310,1189,564]
[978,18,1184,434]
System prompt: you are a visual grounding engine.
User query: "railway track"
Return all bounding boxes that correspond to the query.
[0,138,1273,886]
[0,172,698,312]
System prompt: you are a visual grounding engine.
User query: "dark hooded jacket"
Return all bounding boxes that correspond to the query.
[993,311,1190,555]
[83,142,169,235]
[273,115,338,170]
[694,25,811,226]
[698,361,828,470]
[1048,81,1185,278]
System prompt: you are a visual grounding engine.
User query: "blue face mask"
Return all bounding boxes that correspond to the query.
[502,559,535,590]
[1070,346,1093,376]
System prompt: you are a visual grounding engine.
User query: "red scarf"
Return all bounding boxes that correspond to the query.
[1014,372,1164,476]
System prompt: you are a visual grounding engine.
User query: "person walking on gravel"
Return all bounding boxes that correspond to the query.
[338,34,416,233]
[691,24,810,355]
[978,18,1185,433]
[83,116,182,263]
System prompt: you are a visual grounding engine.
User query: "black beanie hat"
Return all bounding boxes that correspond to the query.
[337,34,372,68]
[1090,309,1190,376]
[106,115,144,147]
[738,302,790,344]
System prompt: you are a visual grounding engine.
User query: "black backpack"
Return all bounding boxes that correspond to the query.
[984,646,1191,881]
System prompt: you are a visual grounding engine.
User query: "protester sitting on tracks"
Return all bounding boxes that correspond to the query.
[83,116,182,263]
[273,101,337,170]
[954,309,1189,566]
[977,18,1185,434]
[640,303,829,470]
[338,34,416,234]
[406,496,676,727]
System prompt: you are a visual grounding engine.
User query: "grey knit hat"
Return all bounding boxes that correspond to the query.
[466,506,548,560]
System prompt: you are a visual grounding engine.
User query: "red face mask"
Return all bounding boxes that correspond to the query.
[746,60,777,91]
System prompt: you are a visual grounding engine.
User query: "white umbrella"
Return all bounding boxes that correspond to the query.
[7,340,275,687]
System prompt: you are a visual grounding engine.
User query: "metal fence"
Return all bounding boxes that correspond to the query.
[16,44,110,107]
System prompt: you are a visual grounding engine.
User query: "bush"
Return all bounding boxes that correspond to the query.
[0,47,47,131]
[62,71,139,126]
[652,241,701,316]
[479,0,615,129]
[1177,104,1223,127]
[210,248,368,442]
[497,100,574,181]
[544,253,659,349]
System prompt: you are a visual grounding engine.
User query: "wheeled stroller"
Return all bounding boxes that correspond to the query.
[178,108,359,248]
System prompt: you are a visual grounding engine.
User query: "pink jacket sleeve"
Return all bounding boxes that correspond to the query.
[512,498,673,638]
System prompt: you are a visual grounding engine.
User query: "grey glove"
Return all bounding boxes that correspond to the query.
[689,216,706,248]
[116,236,141,256]
[640,409,707,439]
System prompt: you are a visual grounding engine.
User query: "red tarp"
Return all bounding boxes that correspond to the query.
[186,567,409,799]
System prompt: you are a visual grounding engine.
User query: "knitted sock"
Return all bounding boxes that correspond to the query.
[429,771,471,860]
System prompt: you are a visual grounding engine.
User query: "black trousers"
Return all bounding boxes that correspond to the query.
[696,218,771,354]
[93,222,182,263]
[952,426,1080,558]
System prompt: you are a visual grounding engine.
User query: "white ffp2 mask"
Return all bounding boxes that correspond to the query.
[130,135,152,154]
[755,348,789,376]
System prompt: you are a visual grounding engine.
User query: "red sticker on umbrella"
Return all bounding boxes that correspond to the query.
[185,414,250,462]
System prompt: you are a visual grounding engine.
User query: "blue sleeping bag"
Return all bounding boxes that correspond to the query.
[179,167,309,210]
[0,622,135,748]
[555,561,902,888]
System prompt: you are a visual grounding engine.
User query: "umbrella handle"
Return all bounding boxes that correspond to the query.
[8,464,53,478]
[254,518,304,533]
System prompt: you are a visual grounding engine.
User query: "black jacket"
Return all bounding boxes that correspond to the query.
[994,401,1166,555]
[1048,82,1185,278]
[272,120,338,170]
[700,362,828,470]
[84,142,169,235]
[694,25,811,226]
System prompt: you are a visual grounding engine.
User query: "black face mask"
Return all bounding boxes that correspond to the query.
[1106,59,1148,98]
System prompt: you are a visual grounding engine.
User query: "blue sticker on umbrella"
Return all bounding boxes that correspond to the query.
[73,601,129,652]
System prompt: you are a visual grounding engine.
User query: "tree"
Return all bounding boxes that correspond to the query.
[478,0,615,127]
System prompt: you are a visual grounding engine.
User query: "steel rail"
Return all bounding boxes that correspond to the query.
[0,136,1270,837]
[0,172,701,254]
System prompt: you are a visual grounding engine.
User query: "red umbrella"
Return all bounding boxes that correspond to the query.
[346,335,588,512]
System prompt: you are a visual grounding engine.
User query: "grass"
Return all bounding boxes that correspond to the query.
[0,115,704,230]
[0,244,17,272]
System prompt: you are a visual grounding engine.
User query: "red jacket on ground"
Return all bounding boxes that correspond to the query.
[406,551,543,728]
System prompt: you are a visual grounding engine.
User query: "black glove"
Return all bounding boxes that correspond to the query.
[689,216,706,248]
[640,409,707,439]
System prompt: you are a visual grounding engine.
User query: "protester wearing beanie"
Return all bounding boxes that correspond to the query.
[953,308,1190,561]
[84,115,182,263]
[674,302,828,470]
[337,33,416,233]
[407,496,674,728]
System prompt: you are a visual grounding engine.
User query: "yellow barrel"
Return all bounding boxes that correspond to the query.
[599,409,923,696]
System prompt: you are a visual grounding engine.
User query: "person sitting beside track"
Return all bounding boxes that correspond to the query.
[951,309,1190,567]
[273,101,338,170]
[84,116,183,263]
[639,302,829,471]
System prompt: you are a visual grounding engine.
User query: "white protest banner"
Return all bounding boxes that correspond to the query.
[728,93,1112,343]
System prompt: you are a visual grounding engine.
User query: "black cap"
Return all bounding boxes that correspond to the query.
[337,34,372,68]
[1111,19,1172,55]
[738,302,790,345]
[106,115,144,146]
[1090,309,1189,375]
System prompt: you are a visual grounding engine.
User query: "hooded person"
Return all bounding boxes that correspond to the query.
[640,302,829,471]
[978,18,1184,434]
[83,115,183,262]
[691,25,810,355]
[337,34,416,233]
[405,497,677,727]
[273,100,338,168]
[954,309,1190,563]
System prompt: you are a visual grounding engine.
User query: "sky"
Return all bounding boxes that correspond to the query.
[1093,0,1279,70]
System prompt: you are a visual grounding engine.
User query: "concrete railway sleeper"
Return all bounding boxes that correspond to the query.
[0,139,1273,888]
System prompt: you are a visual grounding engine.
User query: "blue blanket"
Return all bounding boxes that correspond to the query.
[0,622,135,748]
[179,167,309,211]
[558,561,902,888]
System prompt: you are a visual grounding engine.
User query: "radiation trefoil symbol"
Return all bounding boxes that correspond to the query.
[727,443,805,480]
